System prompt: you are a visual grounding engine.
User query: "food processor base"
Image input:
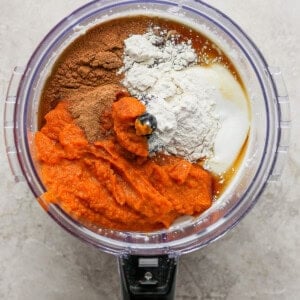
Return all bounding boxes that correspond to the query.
[119,255,178,300]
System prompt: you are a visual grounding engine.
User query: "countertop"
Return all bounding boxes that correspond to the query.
[0,1,299,299]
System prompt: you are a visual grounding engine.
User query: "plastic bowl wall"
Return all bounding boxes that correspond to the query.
[7,0,286,255]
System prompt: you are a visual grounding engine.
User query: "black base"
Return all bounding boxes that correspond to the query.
[119,255,178,300]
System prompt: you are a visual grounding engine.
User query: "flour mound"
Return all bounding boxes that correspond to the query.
[121,29,219,161]
[120,28,249,173]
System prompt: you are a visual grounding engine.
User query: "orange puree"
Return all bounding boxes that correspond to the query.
[35,97,213,231]
[112,97,148,157]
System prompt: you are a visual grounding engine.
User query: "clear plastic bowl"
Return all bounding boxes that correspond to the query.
[4,0,290,256]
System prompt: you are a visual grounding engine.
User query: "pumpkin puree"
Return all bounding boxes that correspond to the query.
[35,97,213,231]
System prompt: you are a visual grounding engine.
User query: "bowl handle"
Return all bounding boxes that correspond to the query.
[267,67,291,182]
[4,66,26,182]
[118,254,179,299]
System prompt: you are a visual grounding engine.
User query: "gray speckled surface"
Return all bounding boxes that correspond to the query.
[0,1,299,299]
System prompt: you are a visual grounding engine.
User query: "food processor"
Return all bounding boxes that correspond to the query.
[4,1,290,299]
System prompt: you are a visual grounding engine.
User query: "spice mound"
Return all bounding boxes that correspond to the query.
[35,97,213,231]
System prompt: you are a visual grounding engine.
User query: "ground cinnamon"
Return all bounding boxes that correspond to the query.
[68,84,127,142]
[38,17,152,139]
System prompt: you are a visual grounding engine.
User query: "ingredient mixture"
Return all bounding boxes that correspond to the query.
[35,16,250,231]
[36,98,212,231]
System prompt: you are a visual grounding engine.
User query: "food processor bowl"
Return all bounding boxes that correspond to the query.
[4,1,290,299]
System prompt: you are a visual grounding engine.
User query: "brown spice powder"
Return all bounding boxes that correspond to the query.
[39,17,152,139]
[68,84,127,142]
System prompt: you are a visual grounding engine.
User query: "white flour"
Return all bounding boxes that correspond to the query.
[120,28,221,161]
